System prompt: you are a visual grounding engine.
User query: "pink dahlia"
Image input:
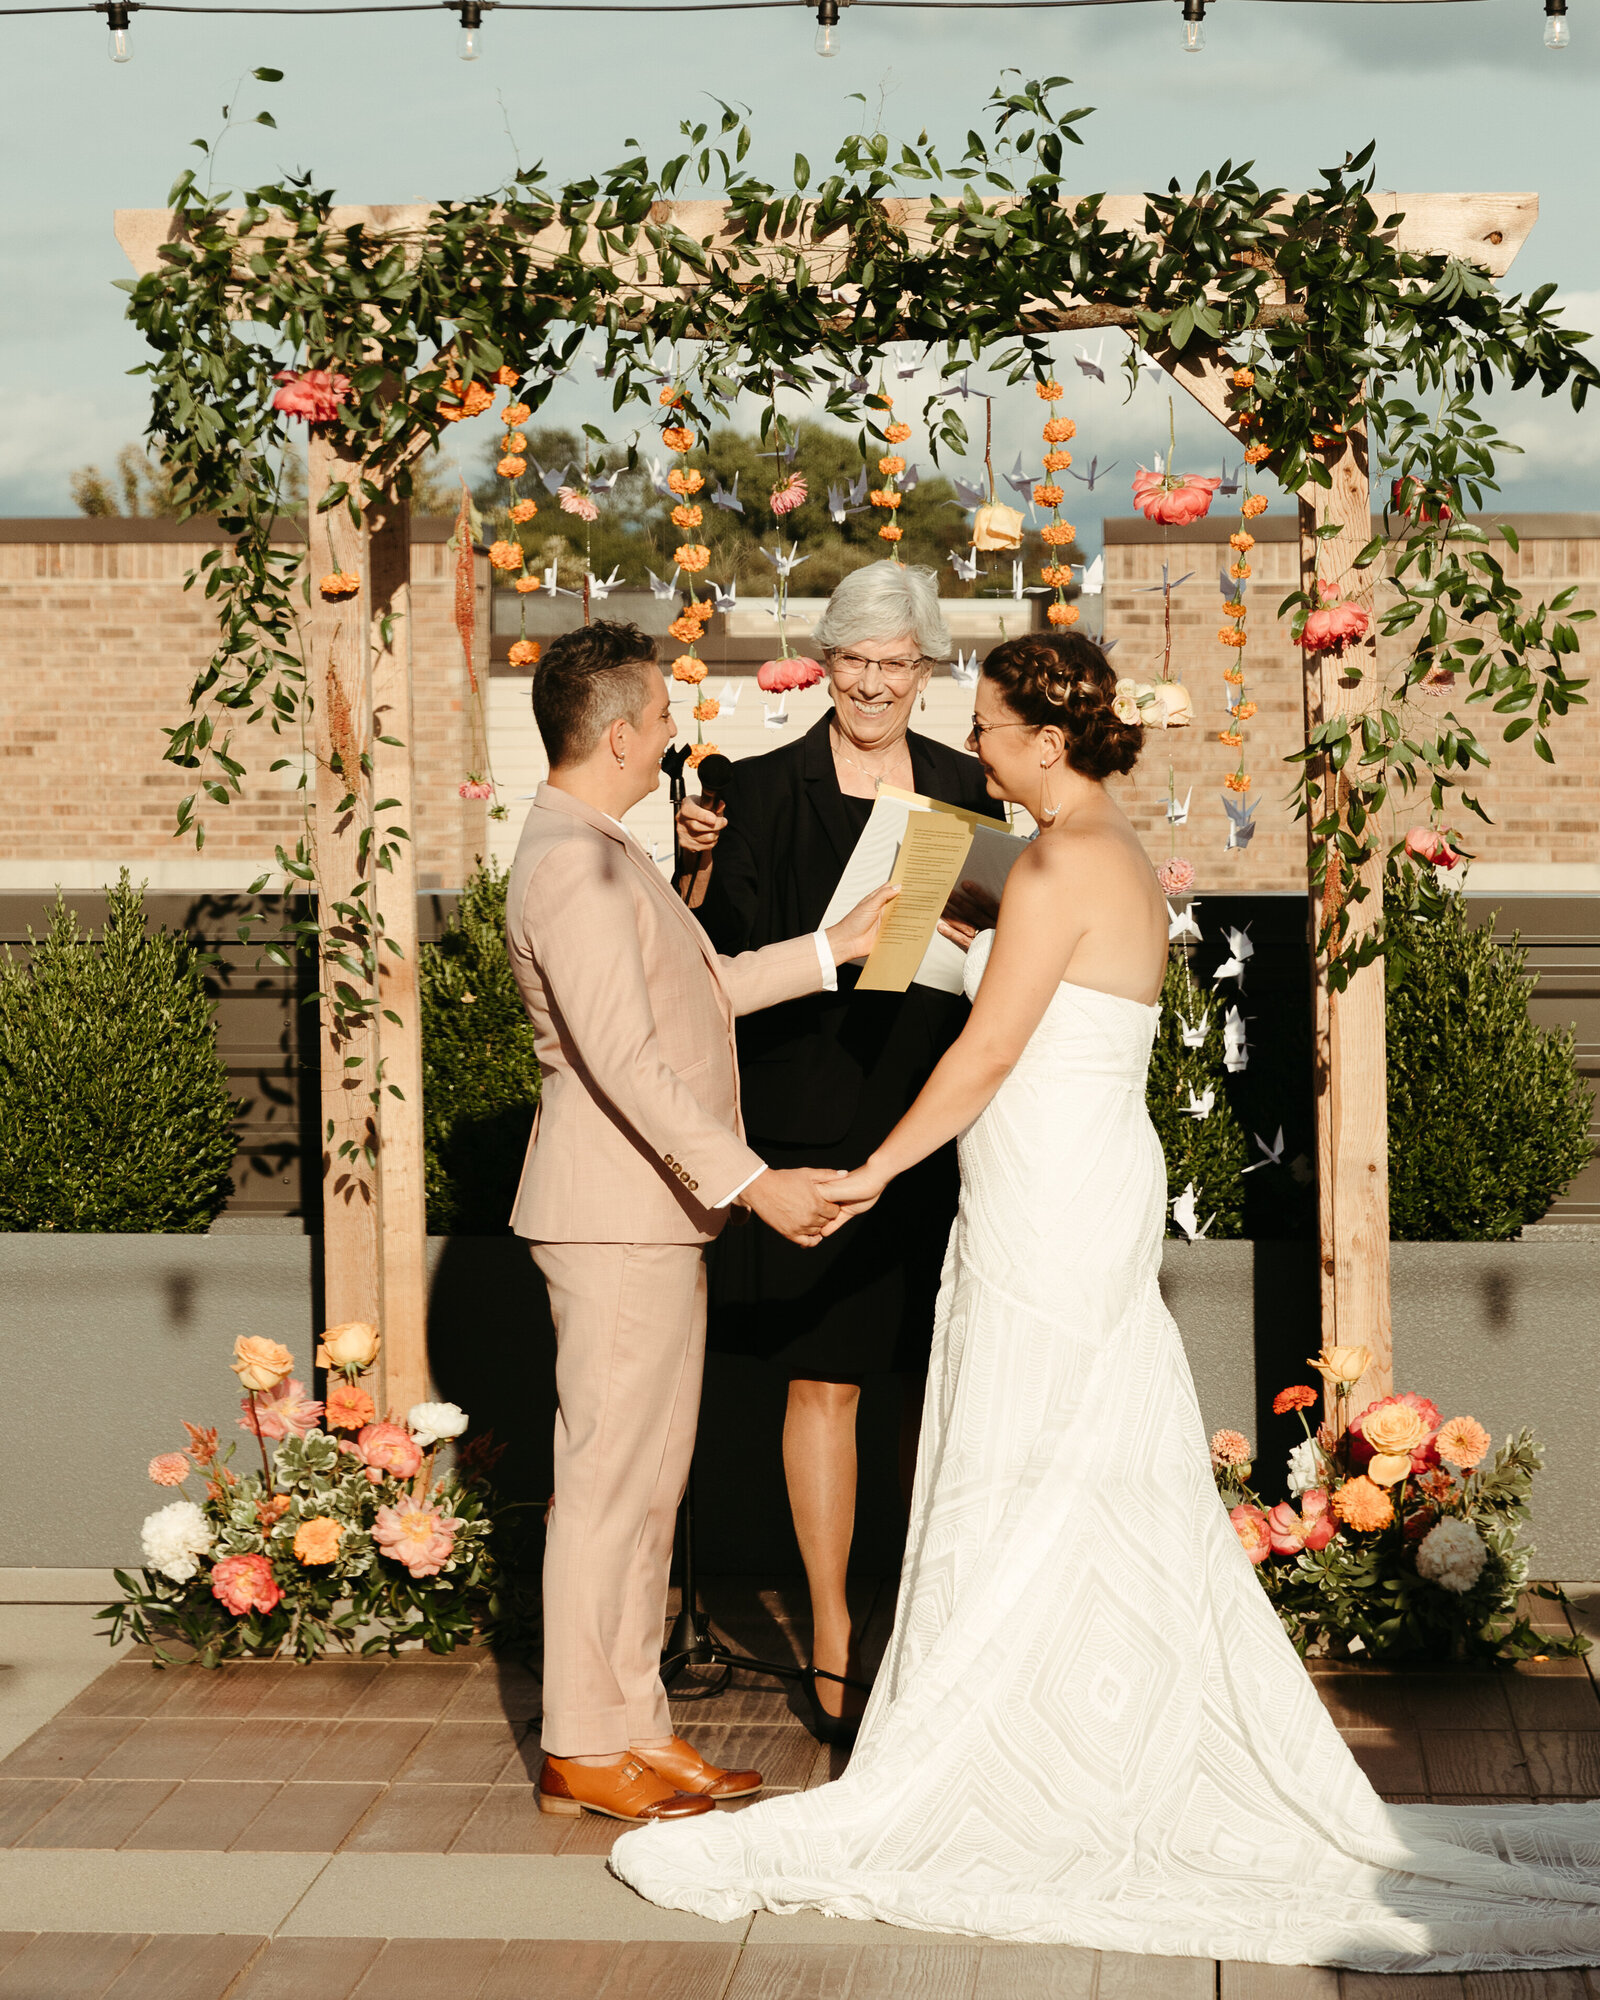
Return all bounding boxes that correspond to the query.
[1299,602,1370,655]
[1404,826,1462,870]
[1347,1393,1442,1477]
[271,368,352,425]
[372,1502,460,1578]
[211,1552,283,1617]
[558,486,600,522]
[756,656,825,694]
[356,1421,423,1485]
[239,1378,323,1441]
[769,473,808,517]
[1157,857,1195,896]
[1132,468,1221,527]
[1229,1503,1273,1566]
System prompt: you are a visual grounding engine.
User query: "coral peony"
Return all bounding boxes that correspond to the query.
[1266,1496,1336,1555]
[240,1378,323,1441]
[1404,825,1462,870]
[1273,1385,1318,1417]
[1332,1476,1394,1533]
[1132,468,1221,527]
[1210,1428,1253,1469]
[357,1421,423,1484]
[1299,602,1370,655]
[1435,1415,1492,1470]
[1157,857,1195,896]
[272,368,352,425]
[407,1401,469,1447]
[148,1452,190,1487]
[1348,1392,1441,1475]
[212,1552,282,1617]
[1229,1504,1273,1566]
[373,1503,460,1578]
[757,656,825,694]
[293,1516,342,1566]
[770,473,808,516]
[324,1380,377,1432]
[317,1321,380,1373]
[1300,1489,1339,1551]
[141,1499,213,1582]
[230,1337,295,1393]
[1415,1516,1488,1593]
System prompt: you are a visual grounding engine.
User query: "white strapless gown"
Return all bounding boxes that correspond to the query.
[611,930,1600,1970]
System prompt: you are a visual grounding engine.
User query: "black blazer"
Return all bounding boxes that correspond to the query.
[697,713,995,1150]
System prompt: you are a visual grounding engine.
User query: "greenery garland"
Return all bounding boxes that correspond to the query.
[123,70,1597,1017]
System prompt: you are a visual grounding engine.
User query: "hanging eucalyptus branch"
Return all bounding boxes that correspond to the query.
[122,71,1596,1011]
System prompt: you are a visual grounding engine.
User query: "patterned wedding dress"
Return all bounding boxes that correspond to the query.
[611,930,1600,1970]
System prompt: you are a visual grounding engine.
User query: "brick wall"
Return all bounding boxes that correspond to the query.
[0,519,489,893]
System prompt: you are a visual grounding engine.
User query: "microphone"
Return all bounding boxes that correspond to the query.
[693,753,733,797]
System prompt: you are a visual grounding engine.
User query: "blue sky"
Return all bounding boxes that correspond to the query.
[2,0,1596,547]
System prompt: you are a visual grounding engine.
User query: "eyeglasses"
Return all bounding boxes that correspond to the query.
[968,717,1033,745]
[827,651,928,689]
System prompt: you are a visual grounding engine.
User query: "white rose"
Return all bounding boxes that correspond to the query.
[1286,1437,1324,1498]
[1112,696,1141,726]
[140,1499,213,1583]
[407,1401,470,1448]
[1415,1517,1488,1595]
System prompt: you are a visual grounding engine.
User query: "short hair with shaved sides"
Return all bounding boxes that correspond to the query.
[532,620,663,767]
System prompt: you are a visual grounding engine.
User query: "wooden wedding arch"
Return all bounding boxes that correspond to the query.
[116,185,1541,1421]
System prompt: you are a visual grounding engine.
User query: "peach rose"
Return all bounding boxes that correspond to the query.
[1366,1453,1414,1488]
[293,1516,342,1566]
[148,1452,190,1487]
[1229,1504,1272,1566]
[1348,1393,1441,1475]
[1157,857,1195,896]
[1332,1476,1394,1533]
[372,1503,460,1578]
[1308,1345,1372,1391]
[317,1321,381,1373]
[324,1380,377,1432]
[1435,1416,1491,1470]
[356,1421,423,1485]
[230,1336,296,1393]
[211,1552,282,1617]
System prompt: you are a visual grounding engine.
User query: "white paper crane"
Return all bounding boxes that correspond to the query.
[1179,1010,1210,1048]
[1214,926,1255,988]
[1172,1182,1216,1241]
[710,579,739,614]
[1223,1003,1250,1073]
[1012,558,1026,602]
[542,562,578,599]
[1167,900,1202,945]
[1066,456,1120,492]
[950,474,989,510]
[1183,1086,1216,1120]
[1003,453,1036,505]
[717,679,743,711]
[710,473,744,516]
[948,547,980,583]
[1166,786,1192,828]
[1076,554,1105,595]
[647,567,681,600]
[1242,1126,1286,1175]
[1223,793,1258,851]
[585,566,623,600]
[645,456,673,498]
[950,648,980,688]
[1074,341,1106,383]
[759,542,810,581]
[764,696,791,730]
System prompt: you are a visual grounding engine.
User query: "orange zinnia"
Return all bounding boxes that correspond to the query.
[324,1379,377,1431]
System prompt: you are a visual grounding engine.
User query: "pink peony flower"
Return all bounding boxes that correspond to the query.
[1347,1393,1442,1477]
[1132,468,1221,527]
[558,486,600,522]
[272,368,352,425]
[756,656,825,694]
[356,1421,423,1485]
[1299,602,1370,655]
[1157,857,1195,896]
[1267,1489,1338,1555]
[372,1502,461,1578]
[1229,1503,1273,1566]
[458,779,495,801]
[239,1378,323,1441]
[769,472,808,516]
[1404,825,1462,870]
[211,1552,283,1617]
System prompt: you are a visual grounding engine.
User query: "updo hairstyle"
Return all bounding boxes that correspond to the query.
[980,632,1144,781]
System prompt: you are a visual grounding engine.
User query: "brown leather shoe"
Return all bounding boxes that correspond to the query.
[635,1734,763,1799]
[537,1752,714,1822]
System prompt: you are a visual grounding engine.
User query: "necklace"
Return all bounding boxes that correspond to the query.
[830,721,907,788]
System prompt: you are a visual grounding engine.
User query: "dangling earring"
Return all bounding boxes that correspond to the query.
[616,753,626,769]
[920,691,927,712]
[1038,760,1059,826]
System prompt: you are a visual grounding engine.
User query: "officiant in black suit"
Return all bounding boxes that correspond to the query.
[673,561,992,1742]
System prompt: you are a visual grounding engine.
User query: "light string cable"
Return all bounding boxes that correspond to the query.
[11,0,1157,15]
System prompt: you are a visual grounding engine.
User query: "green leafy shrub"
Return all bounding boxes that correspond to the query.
[1386,889,1592,1240]
[1146,949,1248,1239]
[421,861,541,1234]
[0,874,237,1232]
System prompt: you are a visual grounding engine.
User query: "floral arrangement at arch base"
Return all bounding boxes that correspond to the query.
[1210,1349,1590,1666]
[100,1326,505,1667]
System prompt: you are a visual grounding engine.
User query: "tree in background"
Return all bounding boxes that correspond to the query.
[420,862,541,1234]
[72,442,462,519]
[0,875,237,1231]
[1386,883,1592,1240]
[1146,948,1248,1239]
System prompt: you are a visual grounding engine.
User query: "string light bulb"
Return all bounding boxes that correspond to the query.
[1180,0,1206,49]
[814,0,841,55]
[105,0,132,60]
[1544,0,1569,45]
[456,0,482,58]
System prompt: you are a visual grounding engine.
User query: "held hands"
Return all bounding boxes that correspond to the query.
[819,1158,891,1235]
[824,882,902,968]
[742,1166,845,1248]
[676,795,725,855]
[937,877,1001,954]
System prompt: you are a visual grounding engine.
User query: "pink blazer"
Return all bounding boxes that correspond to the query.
[505,784,825,1244]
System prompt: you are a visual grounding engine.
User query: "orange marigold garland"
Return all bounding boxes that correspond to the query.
[1214,367,1270,837]
[867,390,908,549]
[1031,380,1078,627]
[661,403,716,724]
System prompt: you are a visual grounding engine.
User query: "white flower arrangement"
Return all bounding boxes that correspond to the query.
[140,1498,213,1582]
[1415,1516,1489,1595]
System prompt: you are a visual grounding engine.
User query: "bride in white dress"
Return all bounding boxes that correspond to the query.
[610,634,1600,1970]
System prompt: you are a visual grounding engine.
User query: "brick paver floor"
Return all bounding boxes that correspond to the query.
[0,1580,1596,1998]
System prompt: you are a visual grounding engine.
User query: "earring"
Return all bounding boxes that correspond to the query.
[920,691,927,712]
[616,753,626,769]
[1039,762,1059,826]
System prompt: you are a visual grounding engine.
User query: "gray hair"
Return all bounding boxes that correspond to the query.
[811,561,953,662]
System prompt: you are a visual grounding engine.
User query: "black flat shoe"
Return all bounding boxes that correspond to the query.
[786,1667,862,1748]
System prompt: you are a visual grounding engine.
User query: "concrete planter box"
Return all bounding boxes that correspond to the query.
[4,1233,1596,1584]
